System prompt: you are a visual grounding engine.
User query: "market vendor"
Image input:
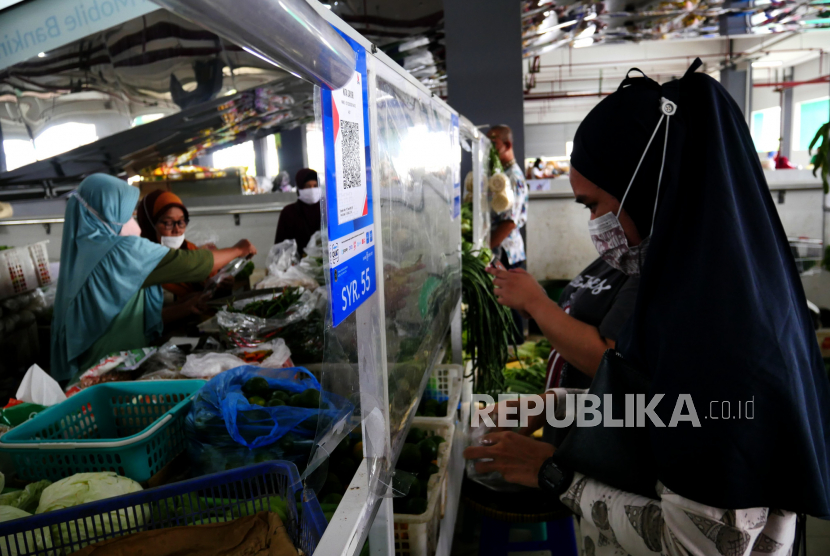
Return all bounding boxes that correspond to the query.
[487,125,528,343]
[136,189,236,322]
[51,174,257,383]
[275,168,321,257]
[465,62,830,555]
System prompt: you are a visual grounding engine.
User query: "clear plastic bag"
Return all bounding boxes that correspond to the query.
[180,353,247,379]
[216,288,320,346]
[185,366,351,476]
[256,239,319,291]
[464,423,529,493]
[266,239,299,275]
[137,345,189,381]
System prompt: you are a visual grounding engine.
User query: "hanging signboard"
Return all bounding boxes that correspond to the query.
[0,0,158,72]
[322,33,376,327]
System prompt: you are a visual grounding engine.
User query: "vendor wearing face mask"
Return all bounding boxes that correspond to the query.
[52,175,257,383]
[275,168,322,257]
[137,190,251,318]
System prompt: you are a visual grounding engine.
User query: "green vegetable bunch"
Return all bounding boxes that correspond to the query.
[241,377,321,409]
[392,427,445,515]
[227,287,303,319]
[462,248,518,395]
[488,143,503,176]
[810,121,829,194]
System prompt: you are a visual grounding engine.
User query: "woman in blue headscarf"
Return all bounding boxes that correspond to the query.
[51,174,257,382]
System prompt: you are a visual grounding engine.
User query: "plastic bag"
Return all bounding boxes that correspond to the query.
[136,345,189,381]
[67,348,157,393]
[180,353,247,379]
[232,338,292,368]
[185,366,350,475]
[464,423,529,493]
[216,288,319,346]
[266,240,299,276]
[255,240,318,291]
[255,266,318,291]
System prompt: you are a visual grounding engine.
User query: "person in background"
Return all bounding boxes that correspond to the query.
[51,174,257,383]
[487,125,529,343]
[136,190,241,323]
[530,158,546,179]
[275,168,321,257]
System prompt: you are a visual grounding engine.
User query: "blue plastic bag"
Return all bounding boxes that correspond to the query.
[185,366,346,475]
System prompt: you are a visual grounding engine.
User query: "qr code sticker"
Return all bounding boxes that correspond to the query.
[340,120,361,189]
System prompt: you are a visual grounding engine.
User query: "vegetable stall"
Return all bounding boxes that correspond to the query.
[0,1,506,555]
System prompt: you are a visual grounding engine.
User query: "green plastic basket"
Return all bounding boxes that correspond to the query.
[0,380,205,483]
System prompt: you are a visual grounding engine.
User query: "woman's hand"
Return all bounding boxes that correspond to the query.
[182,293,208,316]
[463,431,555,488]
[486,266,548,316]
[474,392,554,435]
[234,239,257,258]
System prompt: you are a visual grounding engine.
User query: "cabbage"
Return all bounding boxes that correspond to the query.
[0,506,52,556]
[36,473,144,553]
[0,482,51,514]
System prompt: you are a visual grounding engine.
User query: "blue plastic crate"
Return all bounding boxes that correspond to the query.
[0,381,205,483]
[0,461,326,556]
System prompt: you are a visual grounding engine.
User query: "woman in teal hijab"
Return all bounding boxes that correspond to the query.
[51,174,257,382]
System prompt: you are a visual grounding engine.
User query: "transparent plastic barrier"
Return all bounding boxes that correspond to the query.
[374,62,462,457]
[473,134,493,251]
[152,0,356,90]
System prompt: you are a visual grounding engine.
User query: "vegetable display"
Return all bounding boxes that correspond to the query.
[502,340,551,394]
[462,244,517,395]
[0,506,52,554]
[226,287,303,319]
[415,397,448,418]
[315,427,444,519]
[36,472,144,551]
[392,427,445,515]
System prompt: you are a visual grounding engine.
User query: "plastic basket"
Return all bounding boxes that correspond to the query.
[0,461,326,556]
[414,365,462,426]
[0,381,205,483]
[394,421,454,556]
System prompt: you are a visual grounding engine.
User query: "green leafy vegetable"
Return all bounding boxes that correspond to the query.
[809,121,829,194]
[37,472,144,552]
[0,506,52,554]
[462,246,518,395]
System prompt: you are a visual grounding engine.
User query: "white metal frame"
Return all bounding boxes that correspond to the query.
[307,2,468,554]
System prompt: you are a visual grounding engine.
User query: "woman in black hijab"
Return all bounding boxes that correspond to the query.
[466,60,830,555]
[274,168,322,256]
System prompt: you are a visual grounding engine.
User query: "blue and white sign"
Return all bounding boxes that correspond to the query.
[322,33,376,327]
[451,114,461,220]
[0,0,158,72]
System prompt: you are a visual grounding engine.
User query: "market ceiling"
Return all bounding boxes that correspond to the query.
[0,10,314,187]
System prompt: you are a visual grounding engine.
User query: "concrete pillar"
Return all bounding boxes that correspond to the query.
[780,68,795,159]
[277,127,305,187]
[253,137,267,177]
[444,0,525,164]
[721,63,752,123]
[0,125,6,173]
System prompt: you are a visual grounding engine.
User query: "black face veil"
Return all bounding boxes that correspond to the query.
[565,60,830,517]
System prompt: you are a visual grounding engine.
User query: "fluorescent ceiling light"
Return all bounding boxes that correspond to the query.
[573,37,594,48]
[751,60,783,68]
[584,13,597,20]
